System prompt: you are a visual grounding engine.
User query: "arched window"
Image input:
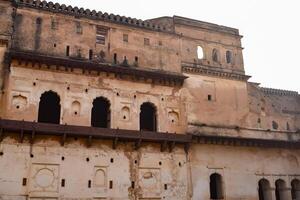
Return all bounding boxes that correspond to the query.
[197,46,204,59]
[275,179,288,200]
[38,91,61,124]
[291,179,300,200]
[258,179,272,200]
[226,50,232,64]
[140,102,157,132]
[210,173,223,199]
[91,97,110,128]
[212,48,219,62]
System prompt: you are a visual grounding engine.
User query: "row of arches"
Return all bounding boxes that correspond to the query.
[259,178,300,200]
[197,46,233,64]
[209,174,300,200]
[37,91,157,131]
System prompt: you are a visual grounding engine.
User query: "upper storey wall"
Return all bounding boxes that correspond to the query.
[12,6,182,72]
[11,1,245,74]
[246,83,300,131]
[149,16,245,73]
[0,0,13,39]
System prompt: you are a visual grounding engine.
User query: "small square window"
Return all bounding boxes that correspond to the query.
[208,95,212,101]
[123,34,128,42]
[144,38,150,46]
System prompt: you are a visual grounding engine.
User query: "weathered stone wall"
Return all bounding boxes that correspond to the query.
[247,83,300,131]
[0,136,188,200]
[11,4,245,74]
[190,144,300,200]
[0,1,299,200]
[2,62,187,133]
[0,135,299,200]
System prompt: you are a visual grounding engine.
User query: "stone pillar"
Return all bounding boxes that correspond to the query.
[270,188,276,200]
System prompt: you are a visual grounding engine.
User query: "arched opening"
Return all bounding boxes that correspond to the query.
[258,178,272,200]
[91,97,110,128]
[291,179,300,200]
[275,179,287,200]
[140,102,157,132]
[226,50,232,64]
[197,46,204,59]
[210,173,223,199]
[212,48,219,62]
[38,91,61,124]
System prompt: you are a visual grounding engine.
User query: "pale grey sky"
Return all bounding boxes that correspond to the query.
[56,0,300,92]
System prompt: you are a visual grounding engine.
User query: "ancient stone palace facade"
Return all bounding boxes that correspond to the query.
[0,0,299,199]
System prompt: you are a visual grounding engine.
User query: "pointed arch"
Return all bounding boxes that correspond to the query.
[91,97,111,128]
[140,102,157,132]
[210,173,224,199]
[291,179,300,200]
[38,91,61,124]
[212,48,219,62]
[275,179,287,200]
[258,178,272,200]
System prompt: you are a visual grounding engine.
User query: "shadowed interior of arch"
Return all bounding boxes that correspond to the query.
[275,179,287,200]
[91,97,110,128]
[258,178,271,200]
[38,91,61,124]
[140,102,157,132]
[210,173,223,199]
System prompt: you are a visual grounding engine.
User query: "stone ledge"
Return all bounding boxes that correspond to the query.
[6,50,188,86]
[260,87,299,97]
[182,65,250,81]
[0,119,299,150]
[0,119,191,152]
[15,0,173,33]
[192,133,300,149]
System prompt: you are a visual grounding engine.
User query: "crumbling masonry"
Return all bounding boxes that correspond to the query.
[0,0,299,199]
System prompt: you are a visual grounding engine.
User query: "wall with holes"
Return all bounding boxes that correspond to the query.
[189,144,300,200]
[0,135,300,199]
[11,4,245,74]
[246,83,300,131]
[0,136,188,200]
[1,63,187,134]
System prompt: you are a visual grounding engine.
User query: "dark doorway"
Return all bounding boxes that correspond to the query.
[140,102,157,132]
[38,91,61,124]
[258,179,271,200]
[91,97,110,128]
[210,173,223,199]
[291,179,300,200]
[275,179,287,200]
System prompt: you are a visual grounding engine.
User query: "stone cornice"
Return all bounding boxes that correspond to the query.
[260,87,299,97]
[0,119,299,150]
[6,49,188,86]
[15,0,174,34]
[182,64,250,81]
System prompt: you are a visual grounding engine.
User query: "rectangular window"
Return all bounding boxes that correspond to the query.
[51,18,58,30]
[66,46,70,56]
[144,38,150,46]
[22,178,27,186]
[89,49,93,60]
[61,179,65,187]
[123,34,128,42]
[96,26,108,45]
[75,22,82,34]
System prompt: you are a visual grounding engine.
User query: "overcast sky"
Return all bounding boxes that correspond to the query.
[55,0,300,92]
